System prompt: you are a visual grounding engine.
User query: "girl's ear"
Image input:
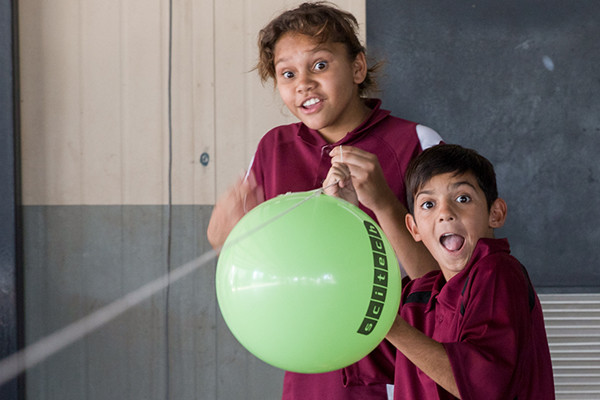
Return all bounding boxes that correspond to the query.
[352,52,368,85]
[405,213,422,242]
[489,198,507,229]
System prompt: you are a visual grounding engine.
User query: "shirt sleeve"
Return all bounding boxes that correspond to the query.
[415,124,443,150]
[442,257,532,400]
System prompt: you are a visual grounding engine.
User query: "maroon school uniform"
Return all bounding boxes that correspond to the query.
[395,238,555,400]
[250,99,441,223]
[249,99,442,400]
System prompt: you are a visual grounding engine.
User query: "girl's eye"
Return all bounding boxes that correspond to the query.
[420,201,434,210]
[314,61,328,71]
[282,71,294,79]
[456,195,471,203]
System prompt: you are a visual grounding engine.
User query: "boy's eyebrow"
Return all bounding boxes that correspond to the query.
[414,180,478,198]
[450,180,478,191]
[414,188,434,198]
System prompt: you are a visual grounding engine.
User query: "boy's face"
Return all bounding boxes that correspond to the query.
[405,171,507,281]
[273,32,368,142]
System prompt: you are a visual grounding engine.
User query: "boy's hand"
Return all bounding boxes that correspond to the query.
[207,171,264,251]
[323,161,359,206]
[328,146,396,213]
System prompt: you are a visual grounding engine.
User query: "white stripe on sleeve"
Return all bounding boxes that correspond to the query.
[244,154,256,181]
[416,124,443,150]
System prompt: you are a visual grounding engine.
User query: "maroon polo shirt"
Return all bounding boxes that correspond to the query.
[249,99,442,400]
[251,99,437,222]
[396,238,555,400]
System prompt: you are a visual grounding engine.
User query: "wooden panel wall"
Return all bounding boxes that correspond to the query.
[20,0,365,206]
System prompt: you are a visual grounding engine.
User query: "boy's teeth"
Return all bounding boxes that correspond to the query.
[303,98,320,107]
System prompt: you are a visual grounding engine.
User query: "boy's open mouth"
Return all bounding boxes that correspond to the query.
[440,233,465,252]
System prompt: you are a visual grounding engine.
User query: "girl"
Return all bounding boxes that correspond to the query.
[208,2,442,399]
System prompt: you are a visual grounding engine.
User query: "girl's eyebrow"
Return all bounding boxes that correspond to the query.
[274,46,335,67]
[274,57,289,68]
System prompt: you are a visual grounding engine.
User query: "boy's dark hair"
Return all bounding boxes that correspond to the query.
[405,144,499,214]
[256,1,379,96]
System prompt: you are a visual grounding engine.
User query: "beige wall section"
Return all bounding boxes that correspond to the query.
[19,0,169,205]
[19,0,366,206]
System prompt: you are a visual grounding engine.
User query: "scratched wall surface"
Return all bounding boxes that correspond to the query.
[367,0,600,291]
[17,0,365,398]
[23,205,285,399]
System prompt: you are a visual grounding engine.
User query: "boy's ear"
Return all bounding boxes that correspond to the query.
[352,52,368,85]
[405,213,422,242]
[489,198,507,229]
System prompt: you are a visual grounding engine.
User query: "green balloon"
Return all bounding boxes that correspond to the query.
[216,191,401,373]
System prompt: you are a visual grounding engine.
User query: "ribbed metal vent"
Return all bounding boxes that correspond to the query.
[539,293,600,400]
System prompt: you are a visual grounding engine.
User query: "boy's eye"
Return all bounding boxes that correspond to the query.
[420,201,434,210]
[314,61,328,71]
[282,71,294,79]
[456,195,471,203]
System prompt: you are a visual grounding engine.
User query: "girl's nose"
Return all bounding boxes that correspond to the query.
[296,73,316,93]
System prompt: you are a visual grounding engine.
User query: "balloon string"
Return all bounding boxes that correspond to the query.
[0,188,328,387]
[220,187,325,254]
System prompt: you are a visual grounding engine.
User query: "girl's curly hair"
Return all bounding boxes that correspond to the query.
[256,2,380,96]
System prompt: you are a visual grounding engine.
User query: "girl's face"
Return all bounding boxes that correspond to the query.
[273,32,368,143]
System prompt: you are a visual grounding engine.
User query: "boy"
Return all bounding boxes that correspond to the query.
[387,144,555,399]
[208,2,443,399]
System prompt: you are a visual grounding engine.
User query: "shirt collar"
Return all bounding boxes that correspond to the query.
[297,98,390,146]
[426,238,511,312]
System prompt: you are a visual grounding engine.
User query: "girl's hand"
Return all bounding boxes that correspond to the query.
[328,146,396,213]
[207,171,264,250]
[323,161,359,206]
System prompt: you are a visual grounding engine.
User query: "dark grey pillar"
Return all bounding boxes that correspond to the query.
[0,0,23,398]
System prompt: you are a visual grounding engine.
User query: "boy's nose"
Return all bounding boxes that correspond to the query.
[437,202,456,222]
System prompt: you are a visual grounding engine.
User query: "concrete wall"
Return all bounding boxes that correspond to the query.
[18,1,365,399]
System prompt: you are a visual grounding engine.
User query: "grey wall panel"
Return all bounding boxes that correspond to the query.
[23,205,283,400]
[167,205,218,399]
[367,0,600,291]
[23,206,168,399]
